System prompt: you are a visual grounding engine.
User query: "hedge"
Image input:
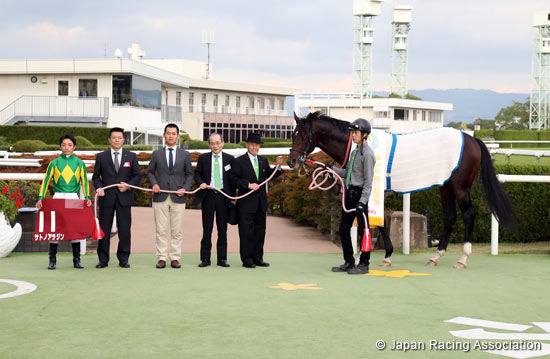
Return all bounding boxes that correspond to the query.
[0,125,110,145]
[13,140,47,152]
[270,155,550,243]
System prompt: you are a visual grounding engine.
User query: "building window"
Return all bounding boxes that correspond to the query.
[394,108,408,121]
[176,91,181,106]
[112,75,161,109]
[112,75,131,105]
[422,111,426,121]
[269,98,275,110]
[258,97,265,110]
[165,90,169,105]
[201,93,207,112]
[413,110,417,121]
[429,111,442,123]
[236,96,241,114]
[279,98,284,111]
[79,79,97,97]
[189,92,194,112]
[225,95,230,107]
[213,94,218,113]
[58,81,68,96]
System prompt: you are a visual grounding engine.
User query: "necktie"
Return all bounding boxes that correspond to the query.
[345,148,358,188]
[168,148,174,171]
[114,152,120,172]
[214,154,222,189]
[253,157,259,180]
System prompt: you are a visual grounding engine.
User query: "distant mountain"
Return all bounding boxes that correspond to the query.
[377,89,529,124]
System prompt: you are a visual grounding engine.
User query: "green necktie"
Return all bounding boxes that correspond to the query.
[345,148,358,188]
[253,157,259,180]
[214,154,222,189]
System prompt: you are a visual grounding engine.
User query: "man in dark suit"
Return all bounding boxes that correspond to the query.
[147,123,193,269]
[230,133,283,268]
[92,127,141,268]
[193,133,235,268]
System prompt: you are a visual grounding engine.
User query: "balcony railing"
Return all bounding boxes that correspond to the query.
[0,96,109,125]
[185,104,286,116]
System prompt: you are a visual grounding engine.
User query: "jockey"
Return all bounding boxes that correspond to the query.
[329,118,376,274]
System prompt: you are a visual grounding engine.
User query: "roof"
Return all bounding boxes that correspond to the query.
[296,93,453,111]
[189,78,297,96]
[0,58,190,88]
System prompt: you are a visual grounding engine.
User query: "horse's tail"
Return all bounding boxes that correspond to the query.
[475,137,517,230]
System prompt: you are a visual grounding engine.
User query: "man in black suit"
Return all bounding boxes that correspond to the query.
[193,133,235,268]
[230,133,283,268]
[147,123,193,269]
[92,127,141,268]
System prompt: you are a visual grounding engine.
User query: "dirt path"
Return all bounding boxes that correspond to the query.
[108,207,340,255]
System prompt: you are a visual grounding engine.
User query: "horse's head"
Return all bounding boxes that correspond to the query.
[288,112,315,168]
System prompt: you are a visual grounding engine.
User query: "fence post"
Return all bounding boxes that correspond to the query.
[403,193,410,255]
[491,213,499,255]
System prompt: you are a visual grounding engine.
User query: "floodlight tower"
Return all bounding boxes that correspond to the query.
[390,6,413,97]
[529,10,550,130]
[353,0,384,99]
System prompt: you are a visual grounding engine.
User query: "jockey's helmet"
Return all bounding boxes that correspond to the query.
[348,118,371,135]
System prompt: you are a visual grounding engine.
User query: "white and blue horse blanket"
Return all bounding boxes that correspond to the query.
[382,127,464,193]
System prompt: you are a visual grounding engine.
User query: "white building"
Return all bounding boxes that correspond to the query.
[0,44,296,144]
[296,93,453,133]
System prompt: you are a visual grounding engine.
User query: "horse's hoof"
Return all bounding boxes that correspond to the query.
[453,262,467,269]
[379,259,392,267]
[425,259,437,267]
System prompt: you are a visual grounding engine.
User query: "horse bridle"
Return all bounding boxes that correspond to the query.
[289,121,315,164]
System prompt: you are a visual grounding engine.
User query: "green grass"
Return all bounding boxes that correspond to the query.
[1,252,549,359]
[493,154,550,165]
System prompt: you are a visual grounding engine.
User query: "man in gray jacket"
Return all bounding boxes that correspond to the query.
[147,123,193,269]
[329,118,376,274]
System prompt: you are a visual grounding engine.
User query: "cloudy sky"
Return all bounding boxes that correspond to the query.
[1,0,547,93]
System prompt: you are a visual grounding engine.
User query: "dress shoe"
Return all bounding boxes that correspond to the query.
[332,262,355,272]
[348,264,369,275]
[73,260,84,269]
[96,262,108,268]
[217,260,230,268]
[156,260,166,269]
[242,262,256,268]
[119,263,130,268]
[48,259,56,270]
[198,261,211,268]
[254,261,270,267]
[171,260,181,269]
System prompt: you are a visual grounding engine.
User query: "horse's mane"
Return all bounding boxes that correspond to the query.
[304,111,349,133]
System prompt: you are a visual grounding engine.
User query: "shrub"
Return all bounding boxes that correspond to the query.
[13,140,46,152]
[0,125,110,145]
[75,136,93,147]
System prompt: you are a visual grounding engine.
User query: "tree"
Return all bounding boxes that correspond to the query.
[494,99,530,130]
[445,121,463,129]
[405,93,422,100]
[472,118,496,130]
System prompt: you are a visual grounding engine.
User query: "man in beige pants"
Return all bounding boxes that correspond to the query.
[147,124,193,269]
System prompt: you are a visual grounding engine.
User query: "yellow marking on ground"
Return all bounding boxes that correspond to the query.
[269,283,323,291]
[366,270,432,278]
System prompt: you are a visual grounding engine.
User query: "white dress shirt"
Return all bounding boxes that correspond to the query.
[165,145,177,167]
[111,148,122,168]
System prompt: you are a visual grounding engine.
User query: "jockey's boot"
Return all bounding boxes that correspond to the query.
[332,262,355,272]
[72,242,84,269]
[48,243,58,270]
[348,263,369,275]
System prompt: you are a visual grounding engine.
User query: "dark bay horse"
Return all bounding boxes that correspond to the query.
[287,111,516,268]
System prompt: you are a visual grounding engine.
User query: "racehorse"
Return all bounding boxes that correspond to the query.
[287,111,516,268]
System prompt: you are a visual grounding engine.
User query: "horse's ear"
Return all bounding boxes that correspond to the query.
[293,112,300,124]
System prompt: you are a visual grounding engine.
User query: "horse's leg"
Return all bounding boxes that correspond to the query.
[426,185,456,266]
[378,226,393,266]
[453,189,475,269]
